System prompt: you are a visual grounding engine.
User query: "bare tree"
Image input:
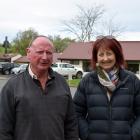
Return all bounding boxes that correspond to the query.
[62,5,105,42]
[61,4,126,41]
[96,15,125,37]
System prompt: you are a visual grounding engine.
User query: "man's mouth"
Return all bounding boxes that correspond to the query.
[40,62,49,65]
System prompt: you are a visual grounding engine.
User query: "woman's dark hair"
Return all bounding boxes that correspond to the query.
[92,36,126,69]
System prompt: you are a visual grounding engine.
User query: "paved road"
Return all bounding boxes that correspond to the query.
[0,80,7,90]
[70,87,77,97]
[0,75,10,91]
[0,75,77,97]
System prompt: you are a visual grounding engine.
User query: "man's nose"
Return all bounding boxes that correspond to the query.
[42,52,48,59]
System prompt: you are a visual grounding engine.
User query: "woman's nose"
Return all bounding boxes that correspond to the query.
[103,55,108,61]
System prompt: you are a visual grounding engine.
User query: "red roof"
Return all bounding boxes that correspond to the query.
[14,56,29,63]
[53,53,62,63]
[120,41,140,60]
[58,41,140,61]
[58,42,93,60]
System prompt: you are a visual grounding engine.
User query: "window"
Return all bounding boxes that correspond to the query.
[127,63,139,73]
[70,60,79,65]
[67,64,74,68]
[51,64,58,68]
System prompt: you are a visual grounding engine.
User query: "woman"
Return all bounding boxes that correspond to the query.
[73,36,140,140]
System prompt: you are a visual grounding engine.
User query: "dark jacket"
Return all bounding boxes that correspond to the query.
[73,69,140,140]
[0,69,78,140]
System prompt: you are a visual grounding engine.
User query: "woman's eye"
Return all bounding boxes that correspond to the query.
[106,52,112,56]
[98,53,104,57]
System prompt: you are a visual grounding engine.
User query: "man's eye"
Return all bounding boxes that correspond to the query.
[46,52,52,55]
[36,51,44,54]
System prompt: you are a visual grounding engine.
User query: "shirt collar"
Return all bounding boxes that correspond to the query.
[28,64,51,80]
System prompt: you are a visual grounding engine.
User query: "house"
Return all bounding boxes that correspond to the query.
[58,41,140,73]
[0,54,21,62]
[14,56,29,64]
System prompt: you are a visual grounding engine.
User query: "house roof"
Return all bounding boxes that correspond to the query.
[53,53,62,63]
[14,56,29,63]
[58,41,140,61]
[121,41,140,60]
[58,42,93,60]
[0,54,21,62]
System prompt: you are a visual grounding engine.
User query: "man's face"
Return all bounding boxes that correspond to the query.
[27,37,54,73]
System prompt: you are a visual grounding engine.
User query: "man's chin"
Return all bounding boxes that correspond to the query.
[38,66,49,71]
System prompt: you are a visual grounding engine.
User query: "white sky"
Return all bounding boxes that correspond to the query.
[0,0,140,42]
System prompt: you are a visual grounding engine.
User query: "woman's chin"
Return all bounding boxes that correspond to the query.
[102,67,113,72]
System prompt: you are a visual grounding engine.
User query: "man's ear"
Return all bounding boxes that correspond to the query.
[26,48,30,59]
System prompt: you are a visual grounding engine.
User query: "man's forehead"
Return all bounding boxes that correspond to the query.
[34,45,53,51]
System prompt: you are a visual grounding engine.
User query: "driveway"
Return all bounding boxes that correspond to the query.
[70,87,77,97]
[0,75,10,91]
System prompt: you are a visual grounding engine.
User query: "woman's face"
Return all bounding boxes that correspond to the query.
[97,46,116,71]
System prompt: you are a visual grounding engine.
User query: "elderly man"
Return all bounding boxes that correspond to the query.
[0,35,78,140]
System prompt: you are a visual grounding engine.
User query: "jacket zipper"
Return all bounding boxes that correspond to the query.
[108,101,112,140]
[98,82,113,140]
[102,86,112,140]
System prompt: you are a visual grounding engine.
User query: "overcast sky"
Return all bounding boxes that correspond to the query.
[0,0,140,42]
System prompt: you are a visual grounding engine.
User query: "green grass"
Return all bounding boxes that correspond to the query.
[67,79,81,87]
[0,47,5,53]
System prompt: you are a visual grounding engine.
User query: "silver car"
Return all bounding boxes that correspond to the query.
[11,64,28,74]
[51,62,83,79]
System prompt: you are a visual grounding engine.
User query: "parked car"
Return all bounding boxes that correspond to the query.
[11,64,28,74]
[51,62,83,79]
[136,74,140,79]
[0,62,20,75]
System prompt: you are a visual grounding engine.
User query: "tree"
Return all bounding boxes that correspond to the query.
[62,5,126,41]
[12,28,38,55]
[96,15,125,37]
[0,43,5,54]
[62,5,105,42]
[48,35,75,52]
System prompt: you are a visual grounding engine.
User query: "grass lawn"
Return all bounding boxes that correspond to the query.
[67,79,81,87]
